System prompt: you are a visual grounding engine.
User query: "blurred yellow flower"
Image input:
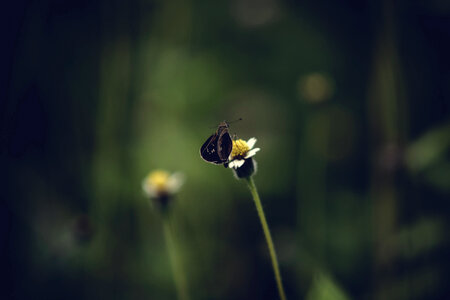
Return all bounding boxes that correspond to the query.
[142,170,185,198]
[298,72,335,103]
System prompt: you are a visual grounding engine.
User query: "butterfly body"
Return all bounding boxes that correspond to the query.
[200,122,233,165]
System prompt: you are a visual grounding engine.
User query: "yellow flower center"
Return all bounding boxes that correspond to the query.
[146,170,170,192]
[231,139,250,159]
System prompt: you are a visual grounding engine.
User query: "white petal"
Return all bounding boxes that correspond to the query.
[228,160,237,169]
[245,148,260,159]
[142,181,157,198]
[246,138,257,149]
[167,172,185,193]
[234,159,246,168]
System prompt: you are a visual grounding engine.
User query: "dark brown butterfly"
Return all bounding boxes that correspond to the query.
[200,121,233,165]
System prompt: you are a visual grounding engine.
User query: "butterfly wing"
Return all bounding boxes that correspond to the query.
[200,134,222,164]
[217,130,232,162]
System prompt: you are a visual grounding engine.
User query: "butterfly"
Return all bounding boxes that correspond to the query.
[200,121,233,165]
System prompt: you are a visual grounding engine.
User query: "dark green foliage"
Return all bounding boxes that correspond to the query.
[3,0,450,299]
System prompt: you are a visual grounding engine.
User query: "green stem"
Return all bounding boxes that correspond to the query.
[162,217,190,300]
[246,177,287,300]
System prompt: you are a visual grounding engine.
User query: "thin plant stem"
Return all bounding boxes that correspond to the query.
[245,176,287,300]
[162,216,190,300]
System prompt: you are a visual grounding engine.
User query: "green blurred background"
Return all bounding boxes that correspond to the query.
[2,0,450,299]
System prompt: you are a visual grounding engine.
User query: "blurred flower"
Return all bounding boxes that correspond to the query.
[228,138,260,169]
[298,72,335,103]
[142,170,184,209]
[142,170,190,298]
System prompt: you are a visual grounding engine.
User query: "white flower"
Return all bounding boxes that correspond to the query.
[228,137,261,169]
[142,170,185,198]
